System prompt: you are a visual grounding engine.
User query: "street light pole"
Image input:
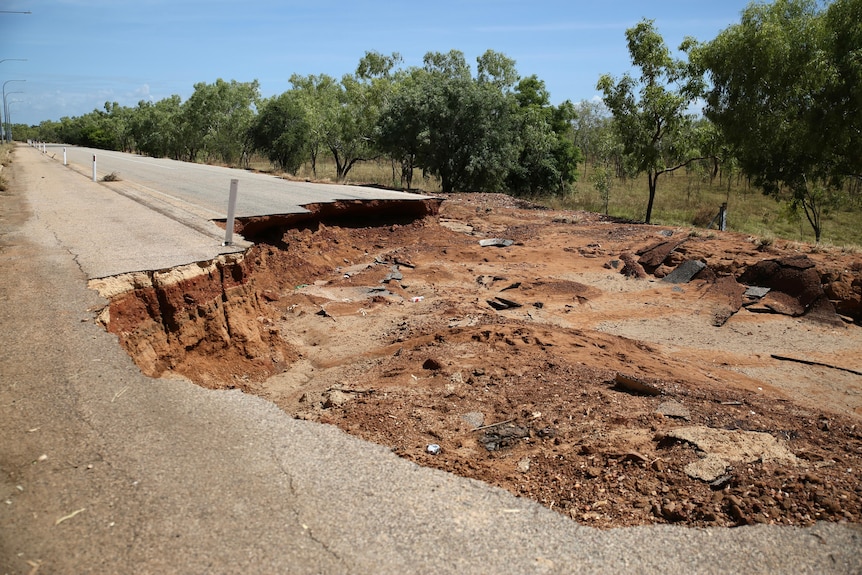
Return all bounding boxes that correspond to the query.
[4,92,23,142]
[6,99,21,142]
[0,61,26,143]
[2,79,25,144]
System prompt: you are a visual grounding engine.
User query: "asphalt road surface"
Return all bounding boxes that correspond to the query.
[1,145,860,574]
[44,143,429,219]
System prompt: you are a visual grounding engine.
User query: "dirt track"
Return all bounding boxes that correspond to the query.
[98,192,862,529]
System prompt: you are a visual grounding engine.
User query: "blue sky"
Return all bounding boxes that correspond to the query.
[2,0,754,127]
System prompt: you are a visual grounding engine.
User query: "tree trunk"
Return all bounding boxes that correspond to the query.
[645,170,658,224]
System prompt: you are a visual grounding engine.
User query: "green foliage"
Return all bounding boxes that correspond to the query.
[694,0,861,241]
[249,92,310,174]
[182,79,260,165]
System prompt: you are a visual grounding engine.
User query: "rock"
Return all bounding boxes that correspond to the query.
[479,238,514,247]
[480,424,530,451]
[685,454,730,482]
[614,373,662,396]
[636,239,686,271]
[661,260,706,284]
[322,389,350,409]
[517,457,531,472]
[739,255,841,323]
[422,358,442,371]
[664,426,799,483]
[656,400,691,421]
[461,411,485,429]
[619,252,647,279]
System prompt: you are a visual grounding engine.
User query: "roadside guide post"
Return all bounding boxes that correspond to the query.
[63,147,67,165]
[92,155,97,182]
[224,178,238,246]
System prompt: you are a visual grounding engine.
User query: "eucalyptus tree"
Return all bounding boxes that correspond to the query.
[694,0,857,241]
[128,96,183,159]
[597,19,707,223]
[249,91,310,174]
[415,49,520,193]
[506,75,581,196]
[288,73,340,177]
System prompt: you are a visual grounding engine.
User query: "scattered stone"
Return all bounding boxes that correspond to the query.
[614,373,662,396]
[479,238,514,248]
[745,286,771,299]
[636,239,686,271]
[480,423,530,451]
[426,444,441,455]
[461,412,485,429]
[685,454,730,482]
[487,297,522,310]
[656,400,691,421]
[709,474,734,490]
[660,230,674,237]
[494,296,522,309]
[739,255,841,323]
[619,253,648,279]
[381,265,403,283]
[322,389,350,409]
[422,358,442,371]
[501,282,521,291]
[604,259,621,270]
[661,260,706,284]
[663,426,799,482]
[517,457,531,472]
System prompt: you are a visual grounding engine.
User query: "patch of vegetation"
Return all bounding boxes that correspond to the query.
[101,171,121,182]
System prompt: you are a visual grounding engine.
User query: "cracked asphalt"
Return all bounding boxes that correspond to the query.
[1,146,860,574]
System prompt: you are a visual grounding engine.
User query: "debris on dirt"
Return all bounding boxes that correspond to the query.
[619,252,647,278]
[382,266,403,283]
[480,423,531,451]
[479,238,514,247]
[100,192,862,530]
[666,426,802,465]
[614,373,662,396]
[656,400,691,420]
[637,238,687,271]
[771,354,862,376]
[661,260,706,284]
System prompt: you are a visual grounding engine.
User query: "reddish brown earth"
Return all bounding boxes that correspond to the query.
[100,193,862,529]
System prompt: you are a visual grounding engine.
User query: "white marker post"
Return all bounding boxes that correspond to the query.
[63,147,67,165]
[224,179,238,246]
[92,155,97,182]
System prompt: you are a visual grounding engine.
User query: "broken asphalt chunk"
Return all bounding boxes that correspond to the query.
[487,297,523,310]
[613,373,662,396]
[661,260,706,284]
[381,265,403,283]
[479,238,514,248]
[656,400,691,421]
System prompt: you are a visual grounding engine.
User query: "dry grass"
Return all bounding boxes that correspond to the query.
[246,153,861,247]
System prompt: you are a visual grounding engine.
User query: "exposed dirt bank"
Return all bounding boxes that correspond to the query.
[93,193,862,529]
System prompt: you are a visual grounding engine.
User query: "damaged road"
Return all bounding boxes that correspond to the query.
[96,189,862,530]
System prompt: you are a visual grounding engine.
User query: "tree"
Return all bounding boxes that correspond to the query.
[506,76,581,195]
[571,99,611,179]
[597,19,707,223]
[289,73,340,177]
[250,91,310,174]
[822,0,862,179]
[418,50,520,193]
[129,96,183,159]
[694,0,851,241]
[180,79,260,165]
